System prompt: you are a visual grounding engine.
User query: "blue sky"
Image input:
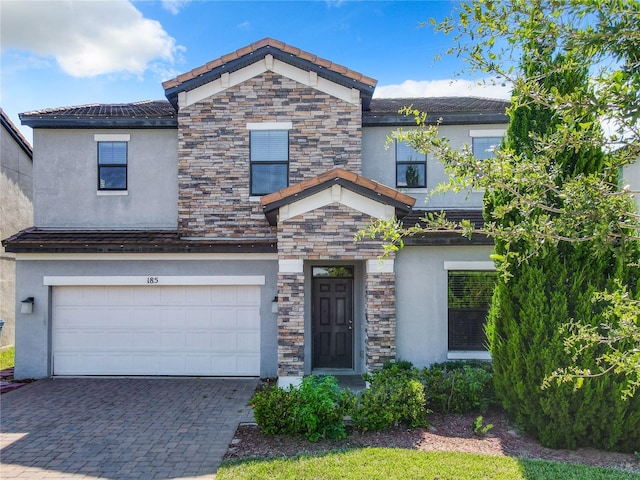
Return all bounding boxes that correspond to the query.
[0,0,510,144]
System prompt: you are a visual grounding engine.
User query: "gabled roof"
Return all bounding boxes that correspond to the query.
[365,97,509,126]
[162,38,377,110]
[261,168,415,225]
[19,101,177,129]
[1,108,32,158]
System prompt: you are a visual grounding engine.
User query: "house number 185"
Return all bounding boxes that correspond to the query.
[146,276,159,284]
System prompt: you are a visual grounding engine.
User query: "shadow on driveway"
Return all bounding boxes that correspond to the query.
[1,377,258,479]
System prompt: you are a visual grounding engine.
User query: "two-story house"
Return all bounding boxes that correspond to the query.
[4,38,511,385]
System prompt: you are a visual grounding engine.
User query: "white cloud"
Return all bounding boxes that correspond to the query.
[374,78,512,99]
[0,0,181,78]
[162,0,190,15]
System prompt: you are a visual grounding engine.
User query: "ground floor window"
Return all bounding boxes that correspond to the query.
[447,270,497,351]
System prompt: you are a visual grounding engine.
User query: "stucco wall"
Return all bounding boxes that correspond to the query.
[14,257,278,379]
[1,121,33,347]
[32,129,178,229]
[362,124,507,209]
[395,245,493,368]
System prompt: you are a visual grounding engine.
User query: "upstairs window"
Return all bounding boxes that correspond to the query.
[472,137,502,160]
[447,270,497,351]
[396,141,426,188]
[98,141,128,190]
[250,130,289,195]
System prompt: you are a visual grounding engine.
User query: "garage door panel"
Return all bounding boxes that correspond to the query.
[185,308,212,328]
[107,287,134,304]
[159,287,186,305]
[53,284,261,376]
[237,309,260,329]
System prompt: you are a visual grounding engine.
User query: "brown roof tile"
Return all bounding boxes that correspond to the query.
[261,168,416,209]
[162,37,377,91]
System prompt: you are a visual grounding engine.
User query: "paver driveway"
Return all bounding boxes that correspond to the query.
[1,377,258,479]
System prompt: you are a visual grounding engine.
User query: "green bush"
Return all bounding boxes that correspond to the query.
[249,376,355,442]
[353,362,428,431]
[487,247,640,451]
[249,383,298,435]
[294,375,355,441]
[421,361,496,413]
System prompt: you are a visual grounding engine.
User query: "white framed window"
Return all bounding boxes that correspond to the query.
[444,262,496,353]
[395,140,426,188]
[248,123,291,196]
[469,129,505,161]
[95,134,130,193]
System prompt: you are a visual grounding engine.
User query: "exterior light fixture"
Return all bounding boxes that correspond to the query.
[21,297,35,314]
[271,296,278,314]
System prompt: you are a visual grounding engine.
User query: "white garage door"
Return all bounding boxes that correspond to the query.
[52,285,261,376]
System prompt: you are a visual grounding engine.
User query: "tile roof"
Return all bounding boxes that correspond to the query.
[401,209,493,246]
[365,97,509,126]
[1,108,32,157]
[162,37,377,91]
[20,101,177,128]
[369,97,510,114]
[2,228,277,254]
[260,168,415,225]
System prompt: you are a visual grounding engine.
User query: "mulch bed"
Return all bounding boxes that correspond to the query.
[224,409,640,473]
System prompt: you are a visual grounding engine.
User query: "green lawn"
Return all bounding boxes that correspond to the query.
[0,346,15,370]
[218,448,639,480]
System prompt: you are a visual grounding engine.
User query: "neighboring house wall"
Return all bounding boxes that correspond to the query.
[14,257,279,379]
[1,114,33,347]
[395,245,494,368]
[32,129,178,229]
[178,72,362,237]
[362,124,507,208]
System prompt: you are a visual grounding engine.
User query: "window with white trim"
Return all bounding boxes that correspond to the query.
[98,141,128,190]
[250,130,289,195]
[396,141,426,188]
[447,270,497,351]
[472,137,502,160]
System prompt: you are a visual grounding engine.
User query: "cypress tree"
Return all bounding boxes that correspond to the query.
[485,44,640,450]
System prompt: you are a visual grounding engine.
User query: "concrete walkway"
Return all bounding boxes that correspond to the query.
[0,377,258,479]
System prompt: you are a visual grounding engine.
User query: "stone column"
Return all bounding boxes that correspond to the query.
[277,259,305,387]
[364,259,396,371]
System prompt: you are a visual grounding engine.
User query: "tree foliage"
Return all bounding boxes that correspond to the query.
[359,0,640,403]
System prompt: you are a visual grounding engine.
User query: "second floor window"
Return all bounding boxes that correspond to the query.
[396,141,426,188]
[472,137,502,160]
[250,130,289,195]
[98,141,127,190]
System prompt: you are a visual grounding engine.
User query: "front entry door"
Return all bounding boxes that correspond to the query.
[312,271,354,369]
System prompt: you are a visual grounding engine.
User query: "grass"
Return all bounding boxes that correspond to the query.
[0,346,15,370]
[218,448,640,480]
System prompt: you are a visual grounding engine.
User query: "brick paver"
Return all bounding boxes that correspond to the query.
[0,378,258,479]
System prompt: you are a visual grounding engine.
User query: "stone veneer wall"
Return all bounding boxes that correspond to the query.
[277,203,396,376]
[177,72,362,237]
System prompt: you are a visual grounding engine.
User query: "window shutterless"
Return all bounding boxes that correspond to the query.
[98,141,127,190]
[250,130,289,195]
[472,137,502,160]
[395,140,426,188]
[447,271,497,351]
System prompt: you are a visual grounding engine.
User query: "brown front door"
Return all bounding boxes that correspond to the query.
[312,275,354,369]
